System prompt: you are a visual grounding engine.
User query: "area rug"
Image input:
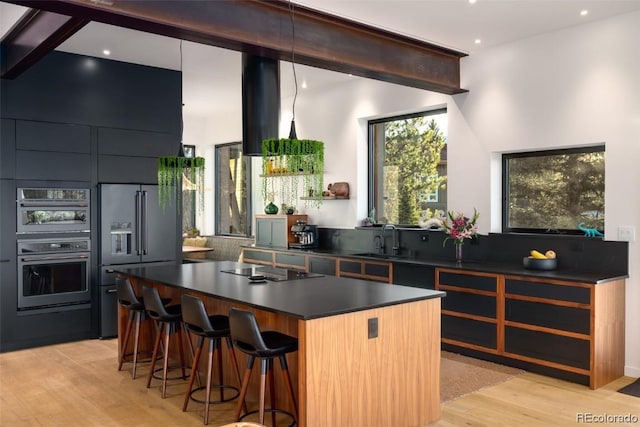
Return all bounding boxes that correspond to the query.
[618,378,640,397]
[440,351,525,402]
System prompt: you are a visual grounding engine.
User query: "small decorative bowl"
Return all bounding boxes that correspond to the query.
[523,257,557,271]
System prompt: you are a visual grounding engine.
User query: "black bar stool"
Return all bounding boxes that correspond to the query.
[181,294,245,425]
[229,308,298,427]
[143,285,190,398]
[116,278,169,379]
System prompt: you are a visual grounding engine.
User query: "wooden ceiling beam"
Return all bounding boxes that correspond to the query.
[1,8,88,79]
[4,0,467,94]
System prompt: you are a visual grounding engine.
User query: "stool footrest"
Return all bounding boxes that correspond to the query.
[150,365,191,381]
[239,408,296,427]
[188,384,240,404]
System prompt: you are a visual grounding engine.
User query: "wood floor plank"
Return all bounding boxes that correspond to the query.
[1,339,639,426]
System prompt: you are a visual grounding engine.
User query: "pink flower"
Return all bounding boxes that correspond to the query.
[442,209,479,246]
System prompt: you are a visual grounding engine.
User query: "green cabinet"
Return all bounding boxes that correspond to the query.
[255,214,307,248]
[308,256,336,275]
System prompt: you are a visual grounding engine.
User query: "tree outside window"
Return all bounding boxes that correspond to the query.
[369,109,447,225]
[503,146,604,234]
[215,142,251,236]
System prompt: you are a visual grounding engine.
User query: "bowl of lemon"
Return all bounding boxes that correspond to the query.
[523,249,557,270]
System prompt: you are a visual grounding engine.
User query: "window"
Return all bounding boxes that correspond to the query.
[181,144,197,233]
[215,142,251,236]
[368,109,447,225]
[502,145,604,234]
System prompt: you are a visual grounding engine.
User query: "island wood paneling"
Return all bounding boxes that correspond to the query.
[592,278,625,388]
[297,298,441,427]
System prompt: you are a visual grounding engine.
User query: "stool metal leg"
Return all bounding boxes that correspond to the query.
[226,336,247,413]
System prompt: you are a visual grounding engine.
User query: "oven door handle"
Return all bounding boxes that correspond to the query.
[20,255,89,262]
[20,202,89,208]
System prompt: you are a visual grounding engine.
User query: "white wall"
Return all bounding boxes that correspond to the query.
[185,10,640,376]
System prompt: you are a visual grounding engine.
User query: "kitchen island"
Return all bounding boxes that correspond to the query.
[117,260,445,427]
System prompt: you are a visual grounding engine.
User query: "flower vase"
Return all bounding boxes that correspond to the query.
[455,243,463,263]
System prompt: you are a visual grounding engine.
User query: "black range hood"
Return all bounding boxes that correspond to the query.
[242,53,280,156]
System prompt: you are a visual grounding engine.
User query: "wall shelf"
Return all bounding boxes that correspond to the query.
[300,196,349,200]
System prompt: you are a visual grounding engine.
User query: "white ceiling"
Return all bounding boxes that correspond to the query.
[2,0,640,118]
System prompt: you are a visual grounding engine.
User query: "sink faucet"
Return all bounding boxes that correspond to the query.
[382,224,399,256]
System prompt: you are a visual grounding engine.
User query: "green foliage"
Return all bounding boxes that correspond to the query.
[157,156,205,211]
[507,151,604,231]
[383,118,446,224]
[261,138,324,209]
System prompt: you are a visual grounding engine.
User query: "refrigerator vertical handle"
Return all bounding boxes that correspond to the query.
[135,190,142,255]
[141,190,149,255]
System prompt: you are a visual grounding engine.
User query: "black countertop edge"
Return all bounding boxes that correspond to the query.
[243,245,628,285]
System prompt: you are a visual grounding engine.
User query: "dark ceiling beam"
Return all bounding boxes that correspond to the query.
[0,8,88,79]
[4,0,468,94]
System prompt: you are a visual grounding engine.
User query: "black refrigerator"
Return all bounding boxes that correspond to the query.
[98,184,178,338]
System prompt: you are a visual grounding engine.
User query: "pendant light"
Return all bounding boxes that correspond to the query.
[157,40,205,211]
[260,0,324,209]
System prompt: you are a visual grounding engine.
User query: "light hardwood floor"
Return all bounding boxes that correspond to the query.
[1,339,638,426]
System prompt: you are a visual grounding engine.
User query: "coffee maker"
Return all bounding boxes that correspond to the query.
[290,220,318,249]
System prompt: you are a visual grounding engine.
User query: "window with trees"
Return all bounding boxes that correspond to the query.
[502,145,605,234]
[215,142,251,236]
[368,109,447,225]
[181,144,196,233]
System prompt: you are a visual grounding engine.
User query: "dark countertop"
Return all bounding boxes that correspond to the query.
[243,245,628,284]
[116,260,445,320]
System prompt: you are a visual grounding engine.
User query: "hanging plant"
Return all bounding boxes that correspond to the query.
[157,156,205,211]
[261,138,324,209]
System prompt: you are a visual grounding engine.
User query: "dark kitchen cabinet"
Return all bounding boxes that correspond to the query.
[1,119,15,179]
[436,267,625,389]
[15,120,91,181]
[392,262,435,289]
[308,256,336,276]
[97,128,177,183]
[436,269,499,352]
[241,248,274,266]
[337,258,392,283]
[274,252,306,271]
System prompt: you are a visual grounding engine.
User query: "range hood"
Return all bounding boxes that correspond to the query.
[242,53,280,156]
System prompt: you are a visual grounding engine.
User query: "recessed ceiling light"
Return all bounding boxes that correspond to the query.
[474,39,482,44]
[302,80,308,89]
[580,9,588,16]
[469,0,477,4]
[103,49,111,56]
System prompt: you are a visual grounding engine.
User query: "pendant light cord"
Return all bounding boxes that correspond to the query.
[289,0,297,123]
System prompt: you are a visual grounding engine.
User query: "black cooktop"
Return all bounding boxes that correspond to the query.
[221,266,323,282]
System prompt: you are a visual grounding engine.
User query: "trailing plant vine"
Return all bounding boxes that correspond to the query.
[261,138,324,209]
[157,156,205,212]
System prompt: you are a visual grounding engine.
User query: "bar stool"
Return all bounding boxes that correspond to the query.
[229,308,298,427]
[116,278,170,379]
[143,285,190,398]
[181,294,245,425]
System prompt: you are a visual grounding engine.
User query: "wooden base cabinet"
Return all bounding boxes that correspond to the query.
[436,268,625,389]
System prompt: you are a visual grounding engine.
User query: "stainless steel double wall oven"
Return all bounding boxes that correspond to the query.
[16,188,91,311]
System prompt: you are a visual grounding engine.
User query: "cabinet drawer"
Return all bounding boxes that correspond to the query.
[339,260,362,275]
[442,315,497,349]
[443,290,496,319]
[505,299,590,335]
[505,278,590,304]
[505,326,590,370]
[242,249,273,265]
[364,262,389,279]
[275,253,306,270]
[438,271,497,292]
[308,256,336,276]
